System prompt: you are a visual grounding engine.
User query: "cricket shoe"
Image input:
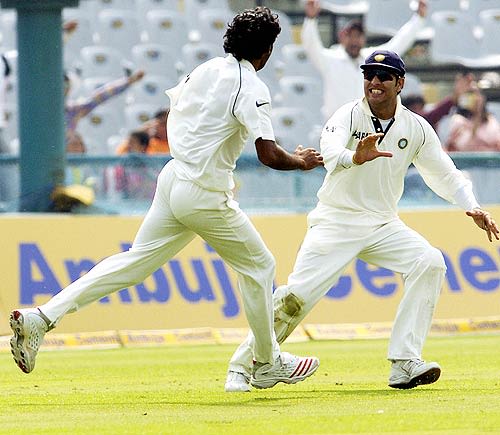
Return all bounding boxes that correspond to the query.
[388,359,441,389]
[10,308,52,374]
[251,352,319,389]
[225,371,251,392]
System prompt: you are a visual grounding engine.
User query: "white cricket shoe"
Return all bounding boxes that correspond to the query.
[10,308,51,374]
[224,371,251,392]
[388,359,441,389]
[251,352,319,389]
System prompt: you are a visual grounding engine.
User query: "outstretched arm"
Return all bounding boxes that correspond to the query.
[255,138,323,171]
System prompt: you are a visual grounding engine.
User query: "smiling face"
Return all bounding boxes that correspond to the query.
[363,68,405,119]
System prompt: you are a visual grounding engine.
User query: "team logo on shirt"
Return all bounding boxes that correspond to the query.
[256,100,270,108]
[398,138,408,149]
[325,125,335,133]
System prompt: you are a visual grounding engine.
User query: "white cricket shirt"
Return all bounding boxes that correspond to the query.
[301,14,425,120]
[317,97,479,225]
[165,54,275,192]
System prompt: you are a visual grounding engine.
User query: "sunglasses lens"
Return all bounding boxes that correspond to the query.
[364,70,394,82]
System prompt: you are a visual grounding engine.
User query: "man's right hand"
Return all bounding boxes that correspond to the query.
[294,145,324,170]
[304,0,321,19]
[352,133,393,165]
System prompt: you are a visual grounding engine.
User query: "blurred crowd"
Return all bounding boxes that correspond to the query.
[0,0,499,211]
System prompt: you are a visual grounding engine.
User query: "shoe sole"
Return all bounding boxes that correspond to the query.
[9,310,32,374]
[251,363,319,390]
[389,367,441,390]
[224,384,251,393]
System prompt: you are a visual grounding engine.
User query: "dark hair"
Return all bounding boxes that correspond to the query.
[223,7,281,61]
[402,94,425,108]
[153,109,169,120]
[341,19,364,34]
[130,130,150,148]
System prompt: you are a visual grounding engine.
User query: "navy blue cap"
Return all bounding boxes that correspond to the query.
[360,50,406,77]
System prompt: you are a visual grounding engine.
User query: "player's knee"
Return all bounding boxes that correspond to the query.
[420,246,446,273]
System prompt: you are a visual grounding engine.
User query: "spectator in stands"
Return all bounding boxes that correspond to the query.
[402,73,476,131]
[445,88,500,152]
[302,0,427,120]
[144,109,170,155]
[64,70,145,153]
[114,130,156,199]
[115,108,170,155]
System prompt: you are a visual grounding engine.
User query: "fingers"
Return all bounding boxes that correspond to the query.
[378,151,393,158]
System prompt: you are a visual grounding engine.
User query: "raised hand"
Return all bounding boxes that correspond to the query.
[294,145,324,170]
[304,0,321,19]
[352,133,393,165]
[466,208,500,242]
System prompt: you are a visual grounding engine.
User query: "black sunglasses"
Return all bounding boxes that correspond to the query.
[363,69,396,82]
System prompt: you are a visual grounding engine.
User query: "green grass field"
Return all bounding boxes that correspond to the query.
[1,334,499,434]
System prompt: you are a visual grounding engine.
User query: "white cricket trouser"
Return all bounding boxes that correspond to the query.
[40,161,280,365]
[228,205,446,374]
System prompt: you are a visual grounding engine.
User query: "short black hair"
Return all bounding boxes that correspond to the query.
[402,94,425,108]
[130,130,150,148]
[223,7,281,61]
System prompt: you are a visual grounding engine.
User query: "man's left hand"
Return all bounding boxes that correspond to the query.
[466,208,500,242]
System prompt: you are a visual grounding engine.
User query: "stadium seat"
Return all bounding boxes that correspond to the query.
[196,8,234,45]
[131,43,178,78]
[180,42,222,75]
[320,0,369,15]
[276,75,323,120]
[76,105,126,155]
[63,10,95,69]
[93,0,135,10]
[278,44,321,79]
[271,107,317,151]
[478,9,500,56]
[272,10,294,56]
[365,0,414,37]
[0,11,16,51]
[77,45,128,79]
[126,74,175,106]
[468,0,500,19]
[427,0,465,14]
[137,0,180,17]
[400,72,423,98]
[4,75,17,106]
[429,11,482,66]
[3,103,18,144]
[124,103,158,131]
[184,0,231,32]
[143,10,189,59]
[94,9,142,58]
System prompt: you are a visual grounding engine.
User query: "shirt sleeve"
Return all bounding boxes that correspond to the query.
[413,122,479,208]
[376,14,425,56]
[301,18,329,75]
[232,79,275,142]
[320,105,355,173]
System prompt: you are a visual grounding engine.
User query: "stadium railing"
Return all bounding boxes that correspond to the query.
[0,152,499,214]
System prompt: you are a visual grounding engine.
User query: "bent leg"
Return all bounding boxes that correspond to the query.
[40,165,196,324]
[359,220,446,360]
[228,217,365,374]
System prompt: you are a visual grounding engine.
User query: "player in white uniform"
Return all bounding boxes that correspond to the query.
[9,8,324,391]
[302,0,427,120]
[226,50,499,391]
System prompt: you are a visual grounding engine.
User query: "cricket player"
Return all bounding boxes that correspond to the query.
[9,7,323,390]
[225,50,499,392]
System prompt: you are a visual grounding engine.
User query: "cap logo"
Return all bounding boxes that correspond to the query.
[374,54,385,62]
